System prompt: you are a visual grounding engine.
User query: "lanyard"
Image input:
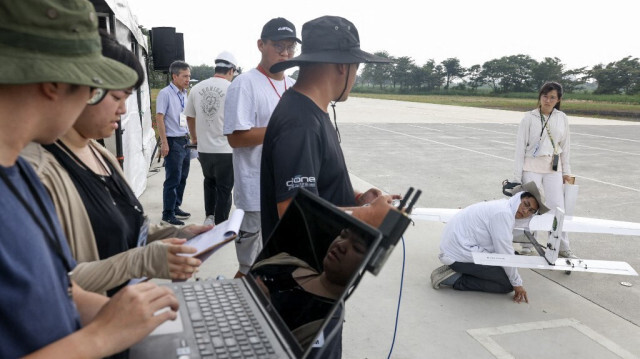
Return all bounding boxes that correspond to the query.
[0,162,74,298]
[257,65,287,98]
[170,83,185,110]
[50,140,142,213]
[539,108,558,154]
[538,107,554,138]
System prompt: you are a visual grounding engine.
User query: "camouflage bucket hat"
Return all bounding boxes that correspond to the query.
[0,0,137,89]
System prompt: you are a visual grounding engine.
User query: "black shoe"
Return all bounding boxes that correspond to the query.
[162,216,184,226]
[174,207,191,219]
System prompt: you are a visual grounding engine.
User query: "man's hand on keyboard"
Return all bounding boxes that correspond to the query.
[84,282,179,354]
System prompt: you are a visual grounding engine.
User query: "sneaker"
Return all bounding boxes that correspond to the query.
[559,249,578,259]
[519,246,537,256]
[162,216,184,226]
[203,215,215,226]
[174,207,191,219]
[430,265,457,289]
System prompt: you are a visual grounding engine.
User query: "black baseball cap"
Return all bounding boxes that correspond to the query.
[270,16,391,73]
[261,17,301,43]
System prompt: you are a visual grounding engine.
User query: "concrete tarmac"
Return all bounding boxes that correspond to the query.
[140,97,640,358]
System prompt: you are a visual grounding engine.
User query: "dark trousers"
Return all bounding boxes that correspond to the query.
[198,152,233,224]
[162,136,191,218]
[450,261,513,294]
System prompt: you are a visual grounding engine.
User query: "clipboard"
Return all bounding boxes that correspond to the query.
[128,209,245,285]
[181,209,244,260]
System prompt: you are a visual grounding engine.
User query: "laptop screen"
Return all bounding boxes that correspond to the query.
[248,189,383,358]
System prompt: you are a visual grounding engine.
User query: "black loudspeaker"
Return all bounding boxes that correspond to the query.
[151,27,180,71]
[175,33,185,61]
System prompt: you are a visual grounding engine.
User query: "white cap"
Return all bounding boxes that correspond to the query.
[215,51,238,68]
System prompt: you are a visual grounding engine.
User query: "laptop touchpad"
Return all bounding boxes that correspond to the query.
[149,310,184,336]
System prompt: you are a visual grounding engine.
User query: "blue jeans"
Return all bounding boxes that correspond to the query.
[162,136,191,218]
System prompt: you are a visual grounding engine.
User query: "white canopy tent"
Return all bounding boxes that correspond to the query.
[92,0,157,197]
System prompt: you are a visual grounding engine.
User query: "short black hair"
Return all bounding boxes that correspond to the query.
[214,60,235,74]
[99,30,145,90]
[169,60,190,78]
[520,192,538,207]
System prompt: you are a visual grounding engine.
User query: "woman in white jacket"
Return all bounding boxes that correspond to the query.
[513,82,576,258]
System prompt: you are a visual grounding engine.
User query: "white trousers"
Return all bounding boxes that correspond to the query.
[522,171,571,250]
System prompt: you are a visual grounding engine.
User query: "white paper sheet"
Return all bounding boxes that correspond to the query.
[180,209,245,257]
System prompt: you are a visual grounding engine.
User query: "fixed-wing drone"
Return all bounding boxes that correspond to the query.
[411,206,639,276]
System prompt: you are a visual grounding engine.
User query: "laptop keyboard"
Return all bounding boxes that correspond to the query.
[182,281,278,359]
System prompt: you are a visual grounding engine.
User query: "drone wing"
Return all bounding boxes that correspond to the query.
[410,208,460,223]
[471,252,638,276]
[529,213,640,236]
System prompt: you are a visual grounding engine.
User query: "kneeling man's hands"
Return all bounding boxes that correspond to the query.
[513,286,528,303]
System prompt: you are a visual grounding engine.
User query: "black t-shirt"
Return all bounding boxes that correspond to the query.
[45,143,144,294]
[261,89,355,239]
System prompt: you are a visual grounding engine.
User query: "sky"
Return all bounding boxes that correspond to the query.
[126,0,637,77]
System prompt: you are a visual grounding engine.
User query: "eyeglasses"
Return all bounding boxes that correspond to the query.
[87,87,107,105]
[270,42,297,55]
[522,199,539,214]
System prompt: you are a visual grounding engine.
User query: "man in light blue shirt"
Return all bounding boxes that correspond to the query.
[156,60,192,225]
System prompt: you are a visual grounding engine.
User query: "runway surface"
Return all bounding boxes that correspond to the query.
[141,97,640,358]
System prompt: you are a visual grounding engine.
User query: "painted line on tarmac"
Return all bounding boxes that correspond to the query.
[359,124,512,161]
[360,124,640,193]
[407,124,443,132]
[576,175,640,193]
[443,123,640,145]
[445,123,514,136]
[467,318,637,359]
[572,131,640,143]
[573,144,640,156]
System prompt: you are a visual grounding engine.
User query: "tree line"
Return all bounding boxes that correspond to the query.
[144,44,639,96]
[359,52,640,95]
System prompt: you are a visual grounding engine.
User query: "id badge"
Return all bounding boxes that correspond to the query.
[137,217,150,247]
[179,113,188,128]
[532,143,539,158]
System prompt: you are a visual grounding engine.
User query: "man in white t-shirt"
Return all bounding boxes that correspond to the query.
[223,18,300,277]
[186,51,238,226]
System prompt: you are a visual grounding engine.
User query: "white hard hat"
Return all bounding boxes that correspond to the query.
[215,51,238,68]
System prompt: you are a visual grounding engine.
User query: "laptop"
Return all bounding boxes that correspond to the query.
[130,188,385,359]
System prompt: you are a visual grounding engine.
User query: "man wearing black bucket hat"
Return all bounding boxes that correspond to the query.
[223,17,301,278]
[0,0,178,357]
[260,16,397,239]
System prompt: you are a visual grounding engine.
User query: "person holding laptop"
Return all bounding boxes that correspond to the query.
[0,1,178,357]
